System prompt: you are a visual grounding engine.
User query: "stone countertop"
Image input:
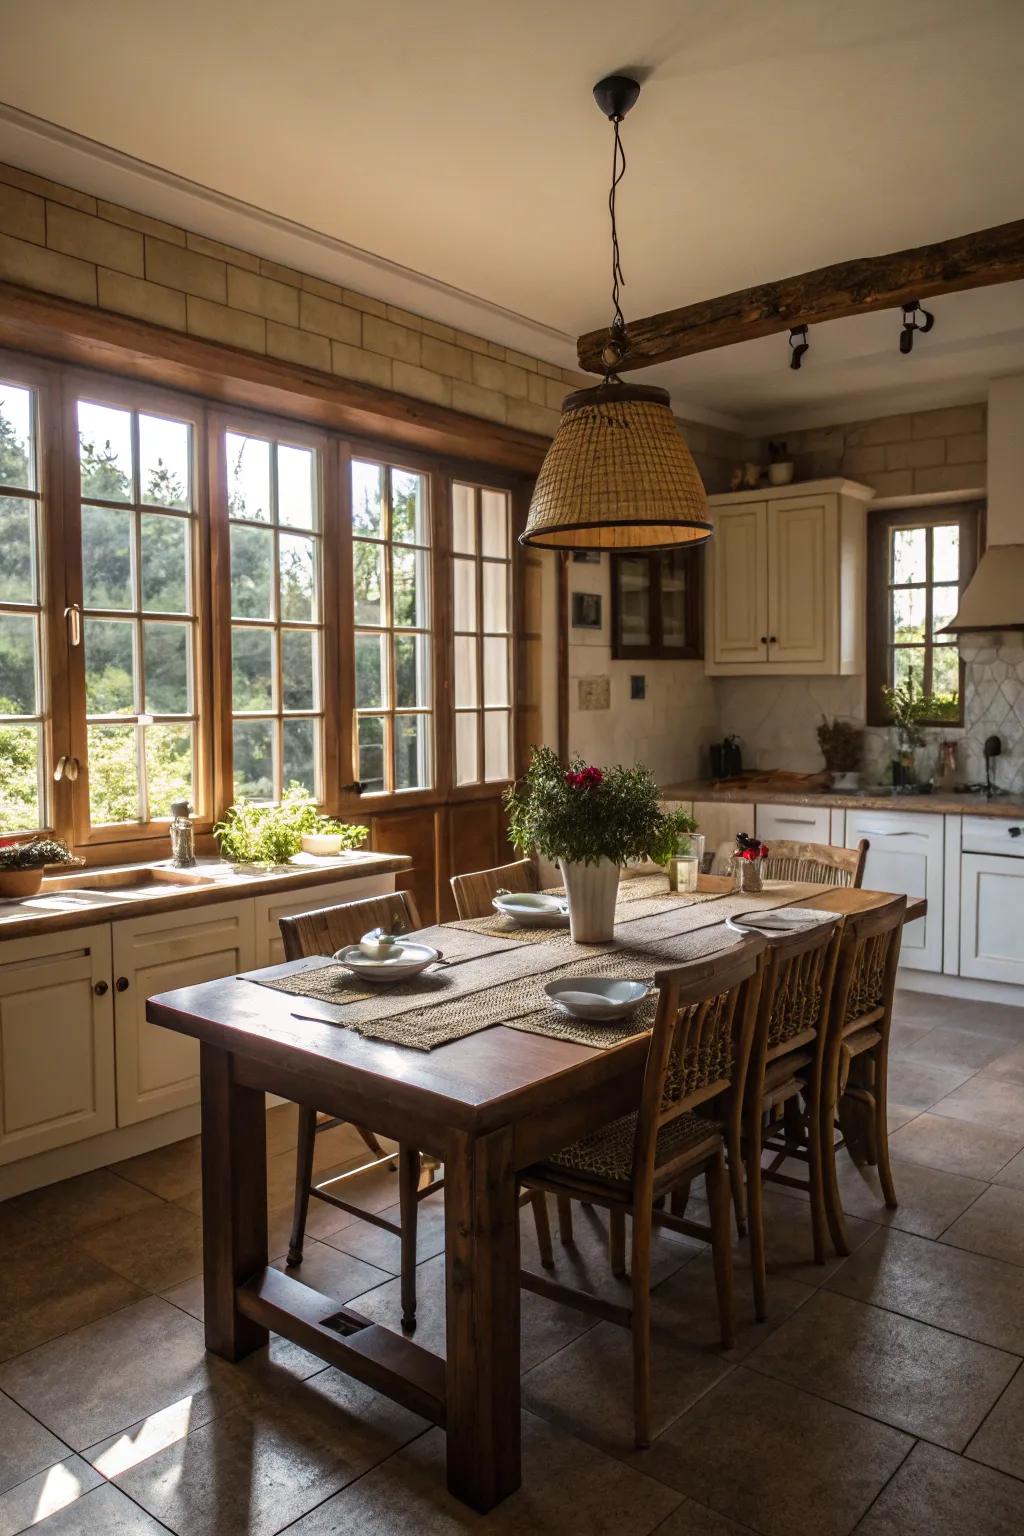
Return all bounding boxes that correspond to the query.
[661,781,1024,820]
[0,851,412,941]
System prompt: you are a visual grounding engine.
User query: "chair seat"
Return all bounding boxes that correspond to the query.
[537,1109,723,1189]
[762,1049,813,1097]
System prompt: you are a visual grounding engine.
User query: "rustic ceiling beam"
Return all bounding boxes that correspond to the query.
[576,219,1024,373]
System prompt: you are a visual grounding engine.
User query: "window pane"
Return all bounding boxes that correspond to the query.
[932,524,960,583]
[279,534,316,622]
[0,384,35,490]
[481,490,509,558]
[891,586,926,645]
[283,716,317,799]
[145,723,193,817]
[395,714,430,790]
[893,646,925,695]
[0,612,38,714]
[454,635,478,709]
[393,546,427,628]
[0,496,36,603]
[226,433,271,521]
[395,633,430,708]
[452,483,476,554]
[355,632,387,709]
[88,724,140,822]
[392,469,429,545]
[231,525,274,618]
[78,402,132,501]
[932,645,959,702]
[352,460,384,537]
[85,618,135,715]
[932,584,959,637]
[357,714,385,793]
[482,561,508,632]
[140,513,189,613]
[139,416,191,509]
[278,445,316,529]
[144,622,191,714]
[618,557,651,646]
[232,626,274,711]
[455,711,478,786]
[660,552,688,643]
[0,723,41,832]
[453,557,476,630]
[483,636,509,707]
[484,711,510,782]
[282,629,315,711]
[233,718,274,801]
[82,505,133,610]
[891,526,926,584]
[353,541,385,626]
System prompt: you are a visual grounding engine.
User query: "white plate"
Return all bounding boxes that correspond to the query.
[544,976,650,1022]
[333,942,440,983]
[492,892,569,928]
[726,906,838,936]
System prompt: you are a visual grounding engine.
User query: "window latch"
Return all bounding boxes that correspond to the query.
[54,755,80,782]
[64,604,82,647]
[341,780,366,796]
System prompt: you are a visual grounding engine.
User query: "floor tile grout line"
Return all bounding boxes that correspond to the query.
[846,1431,919,1535]
[959,1352,1024,1466]
[815,1271,1024,1361]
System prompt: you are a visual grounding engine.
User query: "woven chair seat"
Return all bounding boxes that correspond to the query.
[542,1109,722,1188]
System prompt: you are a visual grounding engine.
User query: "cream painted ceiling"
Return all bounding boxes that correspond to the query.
[1,0,1022,427]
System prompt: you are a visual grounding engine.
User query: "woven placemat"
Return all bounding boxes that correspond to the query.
[446,874,726,943]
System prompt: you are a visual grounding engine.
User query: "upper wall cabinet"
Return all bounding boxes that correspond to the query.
[705,479,874,675]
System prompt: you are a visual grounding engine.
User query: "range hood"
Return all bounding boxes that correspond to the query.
[940,374,1024,634]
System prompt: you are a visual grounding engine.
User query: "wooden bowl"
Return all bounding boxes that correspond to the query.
[0,867,44,899]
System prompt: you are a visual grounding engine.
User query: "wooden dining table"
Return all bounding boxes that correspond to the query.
[146,881,924,1512]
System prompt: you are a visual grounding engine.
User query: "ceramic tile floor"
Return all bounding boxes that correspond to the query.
[1,989,1024,1534]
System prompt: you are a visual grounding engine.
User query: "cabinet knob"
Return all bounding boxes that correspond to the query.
[115,976,130,993]
[1010,826,1022,838]
[769,635,778,643]
[94,980,109,996]
[759,635,768,644]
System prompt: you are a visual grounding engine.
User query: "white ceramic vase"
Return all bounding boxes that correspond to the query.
[559,857,620,943]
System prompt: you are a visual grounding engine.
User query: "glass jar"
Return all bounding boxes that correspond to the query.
[169,799,196,868]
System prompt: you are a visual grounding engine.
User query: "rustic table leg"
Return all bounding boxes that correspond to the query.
[444,1125,521,1511]
[199,1042,269,1361]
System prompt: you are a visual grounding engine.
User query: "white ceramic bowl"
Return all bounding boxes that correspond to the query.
[333,942,440,983]
[544,976,650,1022]
[301,833,343,856]
[726,906,838,936]
[491,892,569,928]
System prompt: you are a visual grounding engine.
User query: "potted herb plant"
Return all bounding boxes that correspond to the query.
[0,837,83,899]
[882,680,953,787]
[816,715,864,791]
[504,746,694,942]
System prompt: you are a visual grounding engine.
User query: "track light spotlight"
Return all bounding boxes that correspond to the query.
[900,300,935,355]
[789,326,809,370]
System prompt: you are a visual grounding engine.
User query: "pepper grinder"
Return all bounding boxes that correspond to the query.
[169,800,197,868]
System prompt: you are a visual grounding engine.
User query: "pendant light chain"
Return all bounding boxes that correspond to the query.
[608,114,628,340]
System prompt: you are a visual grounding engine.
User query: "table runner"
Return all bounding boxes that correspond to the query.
[261,879,829,1051]
[445,872,725,944]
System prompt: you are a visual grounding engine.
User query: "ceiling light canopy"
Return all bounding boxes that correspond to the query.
[521,75,712,552]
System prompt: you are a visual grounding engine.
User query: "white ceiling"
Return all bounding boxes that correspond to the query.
[1,0,1022,430]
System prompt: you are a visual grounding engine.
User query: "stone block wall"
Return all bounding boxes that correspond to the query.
[768,402,987,497]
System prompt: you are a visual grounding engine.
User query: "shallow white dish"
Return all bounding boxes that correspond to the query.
[726,906,837,936]
[544,976,649,1022]
[333,942,440,983]
[492,892,569,928]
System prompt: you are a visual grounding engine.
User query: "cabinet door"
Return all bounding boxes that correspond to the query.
[253,874,396,967]
[0,925,115,1166]
[846,811,944,972]
[766,497,832,665]
[709,505,768,665]
[112,900,255,1125]
[755,804,832,845]
[960,854,1024,983]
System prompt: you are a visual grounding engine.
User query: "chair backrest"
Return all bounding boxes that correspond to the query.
[753,917,844,1068]
[279,890,421,961]
[763,838,868,889]
[828,894,907,1036]
[450,858,538,919]
[631,937,767,1196]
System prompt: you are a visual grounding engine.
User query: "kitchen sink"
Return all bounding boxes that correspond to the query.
[40,866,217,898]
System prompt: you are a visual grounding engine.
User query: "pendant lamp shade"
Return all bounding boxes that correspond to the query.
[520,381,713,550]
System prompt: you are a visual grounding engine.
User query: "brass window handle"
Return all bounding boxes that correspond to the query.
[64,604,82,647]
[54,755,80,782]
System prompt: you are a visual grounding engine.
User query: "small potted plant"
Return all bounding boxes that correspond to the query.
[732,832,769,894]
[768,440,795,486]
[0,837,83,899]
[816,715,864,791]
[213,801,305,870]
[504,746,694,942]
[881,680,953,788]
[297,813,370,857]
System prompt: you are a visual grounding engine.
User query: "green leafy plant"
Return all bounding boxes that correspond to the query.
[213,801,305,866]
[504,746,697,868]
[882,679,956,749]
[0,837,83,871]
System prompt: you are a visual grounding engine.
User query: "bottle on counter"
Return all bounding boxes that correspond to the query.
[168,800,197,868]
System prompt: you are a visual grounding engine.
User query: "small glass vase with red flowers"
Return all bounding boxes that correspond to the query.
[732,832,769,894]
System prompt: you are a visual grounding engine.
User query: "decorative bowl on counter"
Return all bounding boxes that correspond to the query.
[300,832,344,856]
[0,868,45,900]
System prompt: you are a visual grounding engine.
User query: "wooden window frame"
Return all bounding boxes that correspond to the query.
[866,502,983,728]
[450,478,515,792]
[609,547,704,661]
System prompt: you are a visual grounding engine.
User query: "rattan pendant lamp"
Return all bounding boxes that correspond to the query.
[520,75,713,552]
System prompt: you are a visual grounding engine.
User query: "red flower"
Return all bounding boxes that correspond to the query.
[565,765,604,790]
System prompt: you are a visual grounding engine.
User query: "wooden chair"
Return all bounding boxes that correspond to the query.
[520,936,766,1449]
[762,838,869,888]
[818,895,907,1257]
[739,916,844,1319]
[449,857,539,920]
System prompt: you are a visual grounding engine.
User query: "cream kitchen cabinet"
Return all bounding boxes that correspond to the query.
[0,925,116,1166]
[959,815,1024,984]
[845,808,945,973]
[705,479,873,676]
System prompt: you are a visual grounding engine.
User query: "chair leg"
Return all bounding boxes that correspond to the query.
[745,1099,767,1322]
[804,1076,828,1268]
[706,1148,736,1351]
[556,1194,574,1244]
[398,1145,420,1331]
[355,1124,387,1159]
[725,1090,747,1236]
[287,1105,318,1268]
[609,1208,627,1277]
[630,1201,653,1450]
[873,1044,899,1210]
[669,1181,690,1218]
[530,1191,555,1268]
[820,1041,851,1258]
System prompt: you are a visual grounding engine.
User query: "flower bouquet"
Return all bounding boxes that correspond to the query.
[732,832,769,894]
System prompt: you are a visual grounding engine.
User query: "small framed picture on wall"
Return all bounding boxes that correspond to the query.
[571,592,602,630]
